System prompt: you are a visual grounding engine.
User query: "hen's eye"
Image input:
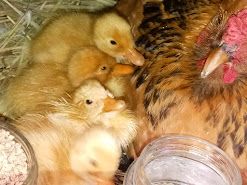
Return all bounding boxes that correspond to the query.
[86,99,93,105]
[212,13,223,26]
[110,40,117,45]
[101,66,107,70]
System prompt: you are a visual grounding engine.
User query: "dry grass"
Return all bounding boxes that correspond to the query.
[0,0,117,85]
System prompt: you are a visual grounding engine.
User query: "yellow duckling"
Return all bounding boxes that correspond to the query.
[68,47,134,88]
[70,127,121,184]
[15,114,120,185]
[68,47,137,109]
[30,11,144,66]
[72,79,138,148]
[50,79,138,148]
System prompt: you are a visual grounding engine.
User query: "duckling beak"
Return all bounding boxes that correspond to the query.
[103,97,126,112]
[201,47,229,78]
[110,64,134,77]
[122,49,145,66]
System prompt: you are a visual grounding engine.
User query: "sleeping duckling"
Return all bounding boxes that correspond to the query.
[30,12,144,66]
[15,114,120,185]
[50,79,138,148]
[70,127,121,183]
[68,47,137,108]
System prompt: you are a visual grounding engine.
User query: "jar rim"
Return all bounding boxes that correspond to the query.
[127,134,242,185]
[0,123,38,185]
[140,134,239,167]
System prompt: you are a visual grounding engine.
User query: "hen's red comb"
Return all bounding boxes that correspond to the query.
[223,8,247,47]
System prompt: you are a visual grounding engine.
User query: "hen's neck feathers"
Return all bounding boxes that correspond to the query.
[133,1,247,99]
[133,1,218,87]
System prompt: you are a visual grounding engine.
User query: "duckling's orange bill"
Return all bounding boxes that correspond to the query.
[201,47,229,78]
[123,49,145,66]
[103,97,126,112]
[111,64,134,76]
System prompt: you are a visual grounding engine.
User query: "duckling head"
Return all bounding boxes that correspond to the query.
[94,12,144,66]
[48,79,129,135]
[70,127,121,181]
[72,79,126,122]
[73,79,138,148]
[68,48,135,88]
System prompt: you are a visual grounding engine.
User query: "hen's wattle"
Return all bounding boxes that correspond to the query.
[223,63,237,83]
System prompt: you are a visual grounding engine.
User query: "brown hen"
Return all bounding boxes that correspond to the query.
[117,0,247,182]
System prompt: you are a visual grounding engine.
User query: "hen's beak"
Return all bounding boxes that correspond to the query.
[122,49,145,66]
[110,64,134,77]
[103,97,126,112]
[201,47,229,78]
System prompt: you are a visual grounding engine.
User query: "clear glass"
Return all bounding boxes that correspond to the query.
[0,123,38,185]
[124,135,242,185]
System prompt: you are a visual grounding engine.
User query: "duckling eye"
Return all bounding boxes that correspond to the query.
[89,159,98,167]
[100,66,107,70]
[86,99,93,105]
[110,40,117,45]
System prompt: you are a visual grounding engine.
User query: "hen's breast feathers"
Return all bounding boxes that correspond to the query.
[129,0,247,167]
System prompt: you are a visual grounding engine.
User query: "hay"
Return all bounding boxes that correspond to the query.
[0,0,117,84]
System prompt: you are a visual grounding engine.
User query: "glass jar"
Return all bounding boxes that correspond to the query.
[0,123,38,185]
[124,135,242,185]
